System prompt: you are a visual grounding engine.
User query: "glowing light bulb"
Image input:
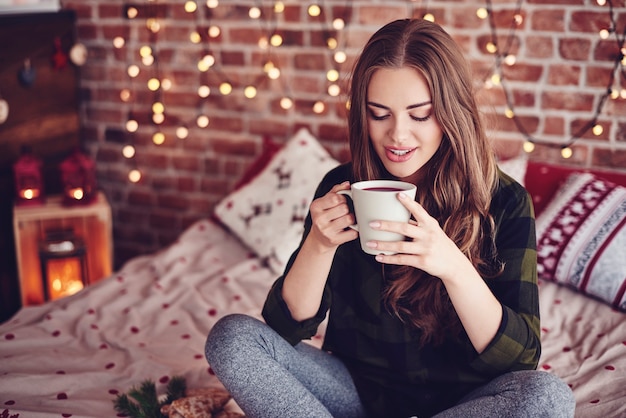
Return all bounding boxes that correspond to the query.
[270,34,283,47]
[147,78,160,91]
[599,29,610,39]
[142,55,154,66]
[161,78,172,91]
[523,141,535,153]
[280,97,293,110]
[176,126,189,139]
[423,13,435,22]
[490,73,501,85]
[328,84,340,97]
[153,132,165,145]
[127,65,140,78]
[313,101,325,114]
[267,67,281,80]
[206,0,219,8]
[126,119,138,132]
[120,89,131,102]
[184,1,197,13]
[152,102,164,114]
[129,169,141,183]
[274,1,284,13]
[197,115,209,128]
[190,31,202,44]
[514,14,523,25]
[147,19,160,33]
[333,18,345,30]
[198,85,211,98]
[327,37,337,49]
[208,26,220,38]
[561,147,573,159]
[127,7,138,19]
[244,86,257,98]
[610,88,619,99]
[219,82,232,95]
[504,54,516,66]
[122,145,135,158]
[327,69,339,82]
[139,46,152,57]
[505,108,514,118]
[152,113,164,124]
[249,7,261,19]
[113,37,125,48]
[334,51,347,64]
[486,42,497,54]
[592,124,603,136]
[308,5,321,17]
[597,0,606,5]
[476,8,488,19]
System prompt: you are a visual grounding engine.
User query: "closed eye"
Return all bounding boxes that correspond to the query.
[411,114,431,122]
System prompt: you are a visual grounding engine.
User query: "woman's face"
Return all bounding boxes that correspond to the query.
[366,67,443,184]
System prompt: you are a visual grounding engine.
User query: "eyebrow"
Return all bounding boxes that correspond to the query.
[366,100,432,110]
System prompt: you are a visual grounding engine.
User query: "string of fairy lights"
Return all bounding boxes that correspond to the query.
[115,0,625,183]
[479,0,626,159]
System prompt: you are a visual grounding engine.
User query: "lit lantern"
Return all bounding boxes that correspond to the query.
[13,146,45,206]
[39,230,88,301]
[60,149,97,206]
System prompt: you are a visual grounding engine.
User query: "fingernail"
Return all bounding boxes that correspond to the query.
[375,255,384,262]
[369,221,381,228]
[398,192,407,199]
[366,241,377,248]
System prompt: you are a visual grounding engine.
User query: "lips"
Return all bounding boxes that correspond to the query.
[385,147,416,162]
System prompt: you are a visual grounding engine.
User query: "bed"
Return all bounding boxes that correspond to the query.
[1,128,625,418]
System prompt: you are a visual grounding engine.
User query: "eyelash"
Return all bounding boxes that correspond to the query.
[368,112,431,122]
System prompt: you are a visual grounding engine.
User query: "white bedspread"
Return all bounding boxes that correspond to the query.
[1,219,624,417]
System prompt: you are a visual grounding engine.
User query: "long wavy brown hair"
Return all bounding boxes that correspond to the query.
[348,19,503,346]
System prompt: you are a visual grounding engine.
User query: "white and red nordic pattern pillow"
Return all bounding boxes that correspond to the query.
[214,128,339,274]
[536,172,626,311]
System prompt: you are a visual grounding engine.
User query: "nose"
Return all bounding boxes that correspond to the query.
[391,115,410,143]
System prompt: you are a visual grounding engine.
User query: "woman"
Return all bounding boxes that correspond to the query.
[206,19,575,418]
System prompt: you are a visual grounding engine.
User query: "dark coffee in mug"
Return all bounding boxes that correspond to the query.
[363,187,404,192]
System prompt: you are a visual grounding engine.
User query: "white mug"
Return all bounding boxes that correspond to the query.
[338,180,417,255]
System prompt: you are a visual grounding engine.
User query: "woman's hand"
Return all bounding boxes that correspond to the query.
[306,181,359,253]
[368,192,503,353]
[365,192,465,281]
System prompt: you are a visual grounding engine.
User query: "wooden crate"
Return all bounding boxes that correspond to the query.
[13,192,112,306]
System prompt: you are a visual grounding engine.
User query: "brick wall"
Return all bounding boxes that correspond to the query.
[61,0,626,268]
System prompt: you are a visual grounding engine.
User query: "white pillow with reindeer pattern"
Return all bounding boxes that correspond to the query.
[214,128,339,274]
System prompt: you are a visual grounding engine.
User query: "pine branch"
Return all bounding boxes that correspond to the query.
[113,393,144,418]
[162,376,187,406]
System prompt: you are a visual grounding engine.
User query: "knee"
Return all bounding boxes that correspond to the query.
[205,314,259,364]
[521,371,575,417]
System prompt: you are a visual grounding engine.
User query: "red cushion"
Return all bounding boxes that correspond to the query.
[232,135,282,190]
[525,161,626,217]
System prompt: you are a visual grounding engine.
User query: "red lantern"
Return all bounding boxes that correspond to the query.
[13,147,45,206]
[60,148,97,206]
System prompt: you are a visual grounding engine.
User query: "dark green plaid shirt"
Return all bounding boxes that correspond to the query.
[262,163,540,418]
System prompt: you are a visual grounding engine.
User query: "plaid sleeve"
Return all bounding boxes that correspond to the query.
[261,164,350,345]
[471,171,541,375]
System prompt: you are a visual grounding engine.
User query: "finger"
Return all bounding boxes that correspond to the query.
[397,192,432,225]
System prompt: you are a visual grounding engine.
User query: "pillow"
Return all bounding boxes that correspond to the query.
[232,135,282,190]
[497,153,527,187]
[214,128,340,274]
[536,172,626,311]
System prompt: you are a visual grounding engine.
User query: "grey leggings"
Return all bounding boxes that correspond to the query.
[205,314,575,418]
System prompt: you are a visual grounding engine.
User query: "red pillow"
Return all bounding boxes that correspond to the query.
[525,161,626,217]
[232,135,282,190]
